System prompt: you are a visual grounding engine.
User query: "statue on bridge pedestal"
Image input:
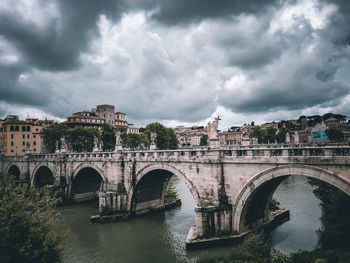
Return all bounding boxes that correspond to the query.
[93,137,99,152]
[60,137,68,153]
[149,132,157,150]
[207,116,221,148]
[114,131,122,151]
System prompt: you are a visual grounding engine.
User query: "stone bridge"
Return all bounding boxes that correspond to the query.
[1,145,350,247]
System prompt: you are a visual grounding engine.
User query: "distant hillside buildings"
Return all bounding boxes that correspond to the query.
[0,104,139,156]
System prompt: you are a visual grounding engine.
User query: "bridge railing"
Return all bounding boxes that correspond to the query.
[4,145,350,162]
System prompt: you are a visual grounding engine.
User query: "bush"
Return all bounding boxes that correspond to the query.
[270,249,292,263]
[0,182,66,263]
[241,233,271,258]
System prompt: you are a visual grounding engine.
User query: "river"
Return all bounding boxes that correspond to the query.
[60,175,321,263]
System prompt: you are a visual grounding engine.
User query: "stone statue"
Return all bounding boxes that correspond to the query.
[285,132,291,144]
[55,141,60,153]
[150,132,157,150]
[114,131,122,151]
[150,132,157,145]
[294,131,299,144]
[60,137,67,152]
[208,116,220,140]
[115,131,122,145]
[93,137,99,152]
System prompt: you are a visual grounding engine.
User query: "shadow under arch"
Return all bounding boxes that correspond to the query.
[71,166,105,202]
[6,164,21,181]
[129,163,201,215]
[233,164,350,233]
[33,166,55,188]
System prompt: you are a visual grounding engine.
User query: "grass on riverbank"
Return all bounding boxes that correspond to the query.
[198,233,350,263]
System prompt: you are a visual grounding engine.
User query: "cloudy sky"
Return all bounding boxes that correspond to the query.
[0,0,349,130]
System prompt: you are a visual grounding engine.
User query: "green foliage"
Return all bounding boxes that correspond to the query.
[200,134,209,146]
[145,122,178,150]
[198,233,271,263]
[164,177,179,203]
[101,124,116,151]
[121,132,150,149]
[291,250,313,263]
[269,198,280,211]
[65,126,99,152]
[41,123,67,153]
[271,249,292,263]
[308,179,350,250]
[0,182,66,263]
[241,232,271,258]
[325,128,344,142]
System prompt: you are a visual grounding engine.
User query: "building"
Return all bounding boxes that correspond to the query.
[0,115,51,156]
[308,123,329,144]
[218,131,244,145]
[174,125,208,147]
[66,104,139,134]
[115,112,128,128]
[93,104,115,125]
[324,117,340,129]
[66,111,105,127]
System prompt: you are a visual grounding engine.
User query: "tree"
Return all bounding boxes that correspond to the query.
[325,128,344,142]
[101,124,116,151]
[65,127,99,152]
[145,122,178,150]
[41,123,67,153]
[309,179,350,250]
[0,182,66,263]
[251,127,265,143]
[200,134,208,146]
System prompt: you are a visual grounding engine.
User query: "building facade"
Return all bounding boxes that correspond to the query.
[0,115,52,156]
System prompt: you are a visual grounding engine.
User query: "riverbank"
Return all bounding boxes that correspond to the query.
[89,199,182,223]
[186,209,290,250]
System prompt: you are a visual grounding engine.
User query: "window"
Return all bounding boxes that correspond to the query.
[33,141,36,145]
[22,141,25,146]
[15,126,19,131]
[22,135,25,139]
[11,141,13,146]
[10,126,14,131]
[36,128,38,131]
[11,150,14,153]
[10,134,13,139]
[22,126,26,132]
[27,135,30,139]
[33,135,36,138]
[33,148,36,152]
[26,126,30,132]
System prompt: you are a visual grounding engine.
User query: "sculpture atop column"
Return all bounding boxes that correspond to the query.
[208,116,221,148]
[150,132,157,150]
[93,136,99,152]
[114,131,122,151]
[60,137,68,153]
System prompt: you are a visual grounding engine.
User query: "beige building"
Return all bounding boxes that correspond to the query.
[0,115,51,156]
[218,131,244,145]
[66,104,139,134]
[66,111,105,127]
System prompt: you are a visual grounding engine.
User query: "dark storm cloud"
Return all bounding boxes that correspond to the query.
[147,0,280,25]
[0,0,124,71]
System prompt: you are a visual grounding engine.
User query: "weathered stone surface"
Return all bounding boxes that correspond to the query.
[1,146,350,247]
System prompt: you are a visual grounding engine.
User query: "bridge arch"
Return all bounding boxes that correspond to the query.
[32,165,55,188]
[5,163,21,181]
[70,164,106,201]
[129,163,201,213]
[233,164,350,233]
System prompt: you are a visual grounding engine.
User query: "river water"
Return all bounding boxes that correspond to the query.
[60,175,321,263]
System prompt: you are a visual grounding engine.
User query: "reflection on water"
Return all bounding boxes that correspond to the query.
[61,175,322,262]
[271,175,322,253]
